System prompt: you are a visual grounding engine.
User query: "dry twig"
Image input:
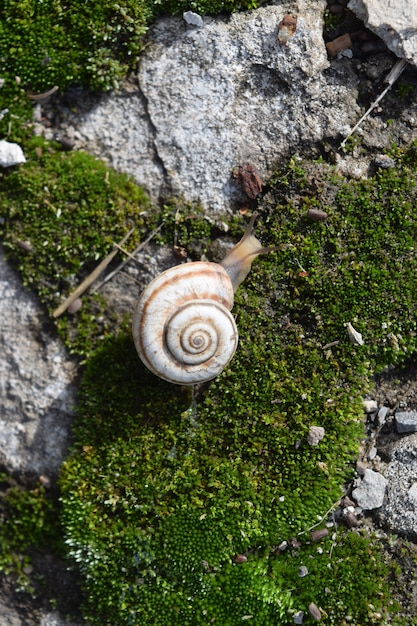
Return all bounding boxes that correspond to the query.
[90,223,163,293]
[340,58,408,148]
[52,228,135,317]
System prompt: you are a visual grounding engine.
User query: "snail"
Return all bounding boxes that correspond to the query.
[132,212,276,385]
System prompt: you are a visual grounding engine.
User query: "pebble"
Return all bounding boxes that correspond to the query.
[395,411,417,434]
[308,602,322,621]
[17,240,33,252]
[293,611,304,625]
[183,10,204,27]
[0,139,26,167]
[373,154,396,169]
[363,399,378,414]
[352,469,387,510]
[377,406,389,424]
[233,554,247,563]
[344,511,359,528]
[307,426,325,446]
[342,496,356,508]
[356,460,368,475]
[298,565,308,577]
[307,208,328,221]
[310,528,329,542]
[67,298,83,314]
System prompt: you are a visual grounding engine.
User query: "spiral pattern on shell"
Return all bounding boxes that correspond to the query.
[132,262,238,385]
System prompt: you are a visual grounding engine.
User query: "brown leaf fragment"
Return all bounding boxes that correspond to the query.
[232,164,262,199]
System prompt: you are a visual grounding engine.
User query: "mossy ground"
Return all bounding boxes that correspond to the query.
[0,0,258,142]
[2,3,417,625]
[3,136,417,623]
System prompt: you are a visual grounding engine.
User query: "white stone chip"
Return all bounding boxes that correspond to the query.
[0,139,26,167]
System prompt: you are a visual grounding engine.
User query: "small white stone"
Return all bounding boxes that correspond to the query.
[0,139,26,167]
[346,322,364,345]
[363,399,378,414]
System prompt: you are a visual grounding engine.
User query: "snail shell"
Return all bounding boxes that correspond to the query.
[132,262,238,385]
[132,212,277,385]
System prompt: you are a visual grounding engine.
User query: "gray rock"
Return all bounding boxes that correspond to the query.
[408,482,417,502]
[67,0,359,214]
[377,434,417,539]
[373,154,395,169]
[293,610,304,625]
[348,0,417,67]
[0,246,78,478]
[183,11,204,27]
[0,139,26,167]
[352,468,387,510]
[377,405,389,424]
[395,410,417,433]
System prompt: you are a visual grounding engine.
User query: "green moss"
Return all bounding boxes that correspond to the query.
[4,143,417,621]
[0,136,154,355]
[0,0,260,143]
[0,0,150,93]
[0,474,60,591]
[56,144,417,623]
[153,0,258,18]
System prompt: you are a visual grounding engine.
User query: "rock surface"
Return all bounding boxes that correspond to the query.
[377,434,417,540]
[348,0,417,67]
[55,0,359,214]
[0,245,77,479]
[395,410,417,433]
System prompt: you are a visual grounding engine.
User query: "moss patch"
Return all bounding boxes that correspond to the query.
[0,136,155,355]
[0,0,260,145]
[56,144,417,623]
[4,142,417,622]
[0,474,60,592]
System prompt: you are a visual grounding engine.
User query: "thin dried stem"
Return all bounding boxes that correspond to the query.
[91,223,163,293]
[52,227,135,318]
[340,58,408,148]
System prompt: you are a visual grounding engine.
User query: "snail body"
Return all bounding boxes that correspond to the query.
[132,213,275,385]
